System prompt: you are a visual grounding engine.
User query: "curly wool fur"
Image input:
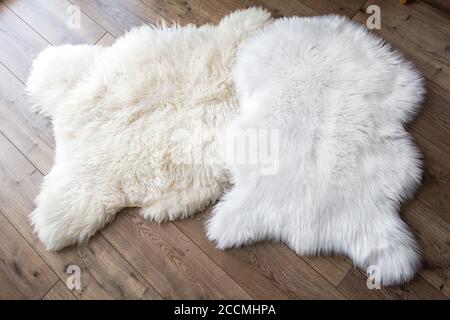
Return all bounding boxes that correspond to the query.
[26,8,272,251]
[207,15,425,285]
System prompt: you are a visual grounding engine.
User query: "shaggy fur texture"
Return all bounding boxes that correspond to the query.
[26,8,271,250]
[207,15,425,285]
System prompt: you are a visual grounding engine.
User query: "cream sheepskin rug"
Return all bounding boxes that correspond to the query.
[26,8,271,250]
[207,15,424,285]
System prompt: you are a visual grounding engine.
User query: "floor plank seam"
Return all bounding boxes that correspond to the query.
[136,0,170,23]
[0,60,26,85]
[0,207,60,298]
[93,30,109,45]
[351,0,369,18]
[65,0,112,37]
[426,80,450,96]
[395,0,450,28]
[415,197,449,221]
[283,245,352,296]
[171,221,255,299]
[410,126,450,155]
[334,270,354,300]
[66,0,113,37]
[40,280,62,300]
[335,266,354,289]
[97,230,164,299]
[2,2,51,47]
[0,130,46,177]
[65,0,109,39]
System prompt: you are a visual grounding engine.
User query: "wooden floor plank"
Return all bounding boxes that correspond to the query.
[219,0,318,18]
[403,200,450,297]
[410,131,450,223]
[140,0,232,24]
[353,1,450,91]
[69,0,163,37]
[220,0,365,18]
[397,0,450,34]
[0,211,58,299]
[50,234,162,299]
[101,209,251,299]
[338,268,446,300]
[43,281,77,300]
[410,82,450,155]
[421,0,450,19]
[174,210,346,299]
[4,0,106,45]
[301,255,352,287]
[296,0,366,17]
[0,63,54,175]
[0,3,49,82]
[0,133,161,299]
[95,32,116,46]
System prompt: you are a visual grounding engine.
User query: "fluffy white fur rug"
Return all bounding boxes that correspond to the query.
[26,8,271,250]
[207,15,425,285]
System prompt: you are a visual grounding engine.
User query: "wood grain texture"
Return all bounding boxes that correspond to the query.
[301,255,352,287]
[95,32,116,46]
[421,0,450,19]
[102,209,250,299]
[140,0,231,24]
[69,0,162,37]
[0,3,49,81]
[219,0,317,18]
[0,63,54,174]
[404,200,450,297]
[219,0,365,18]
[410,82,450,155]
[338,269,446,300]
[175,210,345,299]
[3,0,106,45]
[43,281,77,300]
[0,132,161,299]
[410,131,450,223]
[294,0,366,17]
[0,210,58,299]
[0,0,448,300]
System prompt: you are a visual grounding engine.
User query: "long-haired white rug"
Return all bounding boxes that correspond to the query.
[207,15,424,285]
[26,8,271,250]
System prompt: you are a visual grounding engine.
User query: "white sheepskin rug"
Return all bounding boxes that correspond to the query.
[207,15,425,285]
[26,8,271,250]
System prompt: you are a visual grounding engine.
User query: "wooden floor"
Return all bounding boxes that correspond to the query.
[0,0,448,300]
